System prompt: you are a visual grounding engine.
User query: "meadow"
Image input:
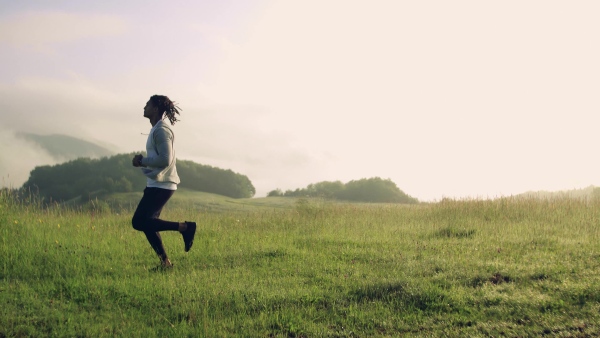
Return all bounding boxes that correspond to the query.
[1,190,600,337]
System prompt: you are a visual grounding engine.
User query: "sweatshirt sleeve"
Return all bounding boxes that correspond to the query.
[141,126,174,168]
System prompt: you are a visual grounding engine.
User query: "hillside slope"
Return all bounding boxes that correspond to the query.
[517,185,599,200]
[101,189,297,213]
[17,132,114,160]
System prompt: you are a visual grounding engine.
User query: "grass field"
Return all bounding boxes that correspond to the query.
[1,190,600,337]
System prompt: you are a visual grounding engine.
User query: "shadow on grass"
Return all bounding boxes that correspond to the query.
[349,282,452,312]
[434,227,476,239]
[469,272,513,287]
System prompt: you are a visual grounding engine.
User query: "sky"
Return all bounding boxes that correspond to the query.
[1,0,599,201]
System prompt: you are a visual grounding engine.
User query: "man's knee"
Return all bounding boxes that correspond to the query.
[131,215,145,231]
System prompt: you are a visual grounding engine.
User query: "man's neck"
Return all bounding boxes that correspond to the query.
[149,116,162,126]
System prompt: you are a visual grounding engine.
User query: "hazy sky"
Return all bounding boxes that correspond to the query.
[1,0,599,200]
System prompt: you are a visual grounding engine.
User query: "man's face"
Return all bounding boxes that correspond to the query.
[143,100,158,118]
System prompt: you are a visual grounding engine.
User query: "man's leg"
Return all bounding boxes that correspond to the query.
[132,188,177,266]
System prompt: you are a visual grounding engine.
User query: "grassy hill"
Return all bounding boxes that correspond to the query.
[517,185,599,200]
[17,132,114,160]
[86,189,397,214]
[2,192,600,336]
[100,189,299,213]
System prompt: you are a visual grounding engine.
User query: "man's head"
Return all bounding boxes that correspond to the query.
[144,95,181,125]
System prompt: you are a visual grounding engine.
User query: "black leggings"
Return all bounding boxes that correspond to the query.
[132,187,180,260]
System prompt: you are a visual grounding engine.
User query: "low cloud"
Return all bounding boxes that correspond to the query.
[0,129,59,189]
[0,11,128,51]
[0,78,332,196]
[174,105,332,197]
[0,78,140,152]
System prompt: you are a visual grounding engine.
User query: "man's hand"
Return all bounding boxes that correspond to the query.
[132,154,144,167]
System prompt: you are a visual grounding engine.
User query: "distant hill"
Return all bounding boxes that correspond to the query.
[268,177,419,204]
[16,132,114,160]
[517,185,600,200]
[22,153,256,202]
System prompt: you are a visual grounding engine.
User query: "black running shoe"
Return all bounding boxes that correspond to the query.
[182,221,196,252]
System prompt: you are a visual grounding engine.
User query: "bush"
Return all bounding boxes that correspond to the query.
[267,189,283,197]
[274,177,418,204]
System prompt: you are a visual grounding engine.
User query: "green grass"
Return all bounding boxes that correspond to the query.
[1,190,600,337]
[100,188,299,213]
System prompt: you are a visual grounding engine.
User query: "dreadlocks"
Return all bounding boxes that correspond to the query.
[149,95,181,125]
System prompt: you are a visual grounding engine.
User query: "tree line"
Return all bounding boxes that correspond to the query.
[22,153,255,201]
[267,177,418,203]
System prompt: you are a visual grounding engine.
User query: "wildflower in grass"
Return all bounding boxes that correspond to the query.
[57,224,60,228]
[14,220,17,224]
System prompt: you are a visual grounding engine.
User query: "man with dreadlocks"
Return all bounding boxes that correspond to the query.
[131,94,196,269]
